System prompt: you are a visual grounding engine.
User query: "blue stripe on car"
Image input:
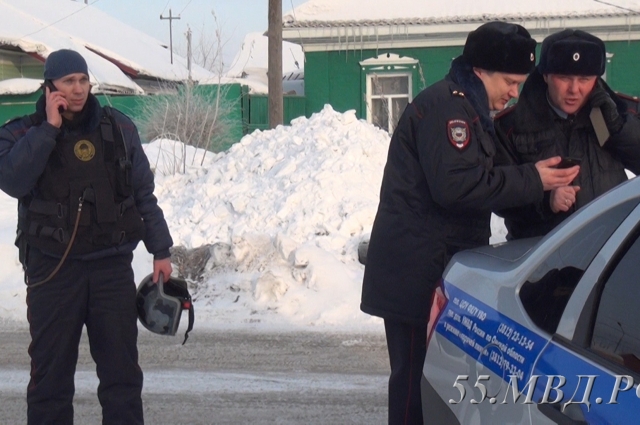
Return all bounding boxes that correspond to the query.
[533,341,638,424]
[436,281,547,385]
[437,281,638,423]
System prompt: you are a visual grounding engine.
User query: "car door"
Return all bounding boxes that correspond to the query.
[529,205,640,424]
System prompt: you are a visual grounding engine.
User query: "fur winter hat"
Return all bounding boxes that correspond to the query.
[44,49,89,81]
[537,29,605,76]
[463,21,536,74]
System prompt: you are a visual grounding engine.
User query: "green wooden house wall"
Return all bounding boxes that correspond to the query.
[605,41,640,96]
[304,46,463,119]
[241,85,306,133]
[303,41,640,119]
[0,84,245,148]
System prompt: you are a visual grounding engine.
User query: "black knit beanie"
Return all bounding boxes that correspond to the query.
[44,49,89,81]
[463,21,536,74]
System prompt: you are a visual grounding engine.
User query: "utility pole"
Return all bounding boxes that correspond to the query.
[186,26,193,83]
[160,9,180,64]
[268,0,283,128]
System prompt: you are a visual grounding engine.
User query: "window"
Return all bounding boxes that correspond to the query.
[520,199,637,333]
[360,53,418,134]
[368,74,410,133]
[591,232,640,373]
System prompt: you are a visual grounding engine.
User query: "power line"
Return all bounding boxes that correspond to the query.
[16,0,102,41]
[179,0,193,15]
[593,0,640,13]
[161,0,171,15]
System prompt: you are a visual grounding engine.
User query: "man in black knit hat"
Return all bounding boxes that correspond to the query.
[0,48,173,424]
[495,29,640,240]
[361,22,579,424]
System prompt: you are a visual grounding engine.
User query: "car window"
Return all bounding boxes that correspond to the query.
[590,232,640,374]
[520,199,637,334]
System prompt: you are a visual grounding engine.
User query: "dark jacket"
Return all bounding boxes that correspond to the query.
[361,57,544,325]
[0,93,173,260]
[494,70,640,239]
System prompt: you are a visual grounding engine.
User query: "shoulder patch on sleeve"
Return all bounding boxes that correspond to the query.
[447,119,470,151]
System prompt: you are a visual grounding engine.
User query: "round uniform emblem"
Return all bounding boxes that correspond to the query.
[573,52,580,61]
[74,140,95,161]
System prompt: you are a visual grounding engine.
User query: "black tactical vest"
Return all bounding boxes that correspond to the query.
[18,107,146,256]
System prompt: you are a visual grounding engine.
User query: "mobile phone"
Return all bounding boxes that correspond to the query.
[557,157,581,169]
[44,80,64,113]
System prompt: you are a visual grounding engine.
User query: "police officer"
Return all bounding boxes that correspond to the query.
[361,22,580,424]
[494,29,640,239]
[0,49,173,424]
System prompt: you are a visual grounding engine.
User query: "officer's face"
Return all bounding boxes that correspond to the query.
[51,72,91,115]
[475,70,527,111]
[544,74,597,115]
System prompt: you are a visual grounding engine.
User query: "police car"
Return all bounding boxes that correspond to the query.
[422,176,640,424]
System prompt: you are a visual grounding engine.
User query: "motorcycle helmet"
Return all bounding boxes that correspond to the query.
[136,273,194,344]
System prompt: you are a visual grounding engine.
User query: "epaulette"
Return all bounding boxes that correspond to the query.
[451,88,466,98]
[615,91,640,116]
[2,116,24,126]
[615,91,639,103]
[2,112,42,128]
[494,104,516,120]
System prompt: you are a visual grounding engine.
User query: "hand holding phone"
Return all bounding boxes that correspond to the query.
[535,156,581,190]
[556,157,581,169]
[44,80,65,114]
[43,80,67,128]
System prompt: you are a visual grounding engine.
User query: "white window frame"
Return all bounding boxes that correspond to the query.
[360,54,418,133]
[365,72,412,133]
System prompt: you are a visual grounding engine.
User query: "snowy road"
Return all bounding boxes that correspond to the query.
[0,327,389,424]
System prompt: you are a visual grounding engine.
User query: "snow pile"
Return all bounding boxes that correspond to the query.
[0,105,509,331]
[146,105,390,329]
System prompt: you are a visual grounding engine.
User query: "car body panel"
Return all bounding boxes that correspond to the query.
[423,177,640,424]
[531,339,640,424]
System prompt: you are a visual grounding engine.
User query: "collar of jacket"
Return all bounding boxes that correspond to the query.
[35,92,102,134]
[446,56,495,137]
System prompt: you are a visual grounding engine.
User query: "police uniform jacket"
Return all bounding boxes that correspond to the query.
[494,70,640,239]
[361,57,545,325]
[0,93,173,260]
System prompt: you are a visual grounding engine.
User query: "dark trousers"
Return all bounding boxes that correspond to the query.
[25,249,143,425]
[384,320,427,425]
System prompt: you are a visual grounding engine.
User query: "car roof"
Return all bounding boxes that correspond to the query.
[454,176,640,270]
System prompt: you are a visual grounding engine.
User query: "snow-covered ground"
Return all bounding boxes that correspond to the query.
[0,106,508,333]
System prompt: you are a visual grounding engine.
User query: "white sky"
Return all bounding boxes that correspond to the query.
[0,107,509,334]
[91,0,309,69]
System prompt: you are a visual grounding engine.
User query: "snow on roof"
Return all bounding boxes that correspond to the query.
[223,32,304,95]
[0,0,215,94]
[284,0,640,27]
[0,78,42,95]
[226,33,304,78]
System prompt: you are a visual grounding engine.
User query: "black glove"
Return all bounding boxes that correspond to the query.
[589,82,624,134]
